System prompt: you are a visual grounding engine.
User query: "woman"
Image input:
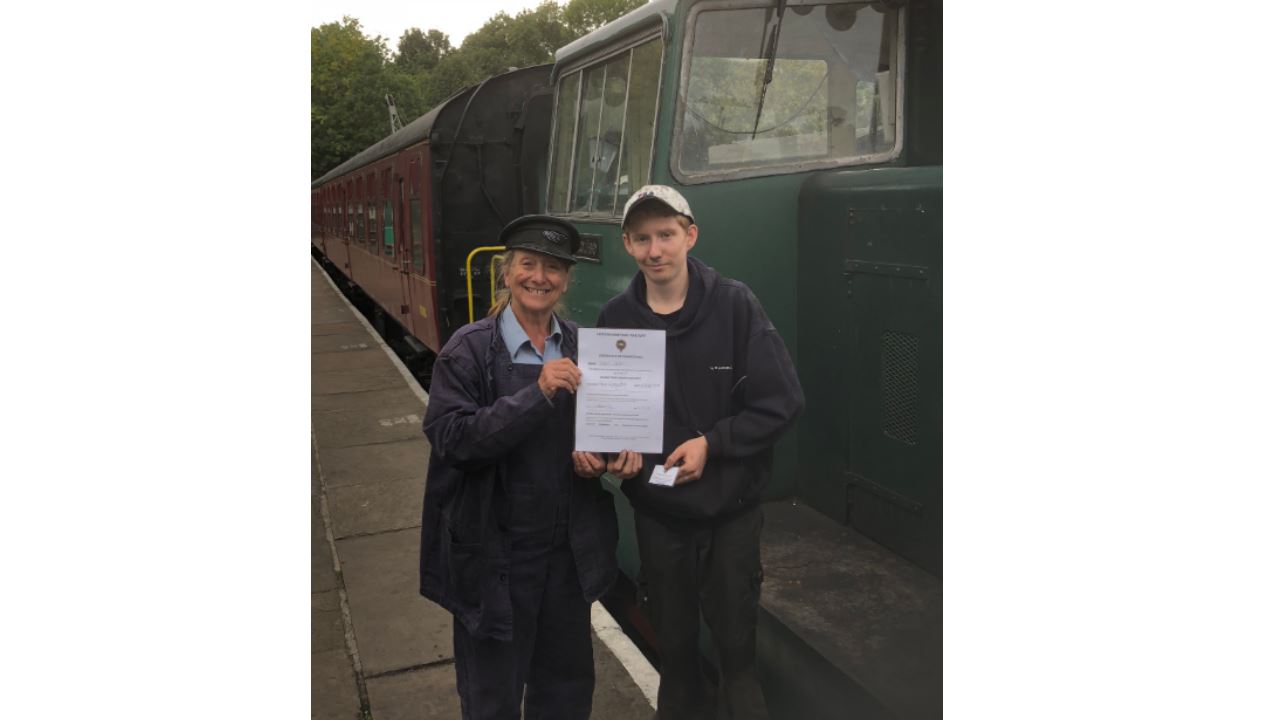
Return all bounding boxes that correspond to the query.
[418,214,632,719]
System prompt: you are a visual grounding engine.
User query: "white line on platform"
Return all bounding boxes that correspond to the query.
[592,601,660,708]
[314,256,659,708]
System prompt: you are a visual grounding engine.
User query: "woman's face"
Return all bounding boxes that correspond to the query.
[505,249,570,315]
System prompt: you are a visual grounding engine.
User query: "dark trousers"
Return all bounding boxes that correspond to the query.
[452,534,594,720]
[635,505,769,720]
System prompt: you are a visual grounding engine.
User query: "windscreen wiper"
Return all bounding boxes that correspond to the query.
[750,0,787,140]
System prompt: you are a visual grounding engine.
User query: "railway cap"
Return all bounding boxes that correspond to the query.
[499,214,581,265]
[622,184,695,228]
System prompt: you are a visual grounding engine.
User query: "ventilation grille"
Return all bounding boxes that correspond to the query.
[881,331,920,445]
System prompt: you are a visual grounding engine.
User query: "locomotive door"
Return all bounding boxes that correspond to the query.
[796,170,942,576]
[839,185,941,575]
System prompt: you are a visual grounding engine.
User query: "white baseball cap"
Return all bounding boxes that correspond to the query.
[621,185,695,227]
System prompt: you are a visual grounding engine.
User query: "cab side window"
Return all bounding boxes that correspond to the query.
[547,35,662,216]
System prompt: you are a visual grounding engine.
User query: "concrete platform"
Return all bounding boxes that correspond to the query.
[311,258,656,719]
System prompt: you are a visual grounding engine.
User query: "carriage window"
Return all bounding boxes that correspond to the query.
[383,200,395,257]
[548,35,662,215]
[366,175,377,247]
[355,179,365,245]
[677,1,900,180]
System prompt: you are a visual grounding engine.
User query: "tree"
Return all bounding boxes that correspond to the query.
[564,0,647,36]
[460,2,575,70]
[311,17,394,179]
[312,2,657,179]
[395,28,452,75]
[420,2,575,108]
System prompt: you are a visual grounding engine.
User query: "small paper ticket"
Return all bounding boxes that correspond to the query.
[648,465,678,487]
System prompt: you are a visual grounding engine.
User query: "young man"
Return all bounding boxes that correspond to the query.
[572,186,804,720]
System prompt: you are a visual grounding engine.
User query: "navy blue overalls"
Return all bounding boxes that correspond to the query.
[451,340,595,720]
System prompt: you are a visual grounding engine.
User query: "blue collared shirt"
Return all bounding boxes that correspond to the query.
[499,304,563,365]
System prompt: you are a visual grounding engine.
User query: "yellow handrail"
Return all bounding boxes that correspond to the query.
[489,255,503,307]
[465,245,506,323]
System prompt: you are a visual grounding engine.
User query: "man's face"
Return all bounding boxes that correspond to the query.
[505,249,569,315]
[622,214,698,286]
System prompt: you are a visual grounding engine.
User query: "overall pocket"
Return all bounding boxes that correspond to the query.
[447,530,487,610]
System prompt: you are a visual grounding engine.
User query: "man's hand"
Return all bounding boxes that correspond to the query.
[607,450,643,480]
[538,358,582,400]
[572,451,606,478]
[665,437,708,484]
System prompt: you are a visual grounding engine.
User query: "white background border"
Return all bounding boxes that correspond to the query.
[2,2,1278,718]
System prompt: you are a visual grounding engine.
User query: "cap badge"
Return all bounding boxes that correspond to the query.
[542,230,567,246]
[616,339,627,352]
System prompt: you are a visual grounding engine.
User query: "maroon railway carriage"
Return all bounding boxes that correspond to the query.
[312,65,554,353]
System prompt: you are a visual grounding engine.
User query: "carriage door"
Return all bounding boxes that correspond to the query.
[404,150,439,351]
[342,181,354,273]
[396,171,414,331]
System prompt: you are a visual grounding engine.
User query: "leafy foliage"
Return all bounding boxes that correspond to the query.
[311,17,403,179]
[395,28,452,75]
[420,2,574,108]
[564,0,646,35]
[312,0,647,180]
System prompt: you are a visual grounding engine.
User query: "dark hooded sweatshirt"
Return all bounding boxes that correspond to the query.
[596,256,804,521]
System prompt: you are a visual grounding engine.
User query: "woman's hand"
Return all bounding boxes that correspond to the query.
[607,450,643,480]
[538,358,582,400]
[572,450,643,480]
[572,451,606,478]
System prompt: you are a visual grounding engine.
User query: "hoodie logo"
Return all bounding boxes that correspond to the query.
[709,365,732,371]
[616,339,627,352]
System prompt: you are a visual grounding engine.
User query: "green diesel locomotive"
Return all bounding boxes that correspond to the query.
[546,1,941,717]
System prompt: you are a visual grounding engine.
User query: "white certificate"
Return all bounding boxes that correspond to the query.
[574,328,665,454]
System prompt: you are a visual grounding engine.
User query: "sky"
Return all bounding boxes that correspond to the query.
[309,0,556,51]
